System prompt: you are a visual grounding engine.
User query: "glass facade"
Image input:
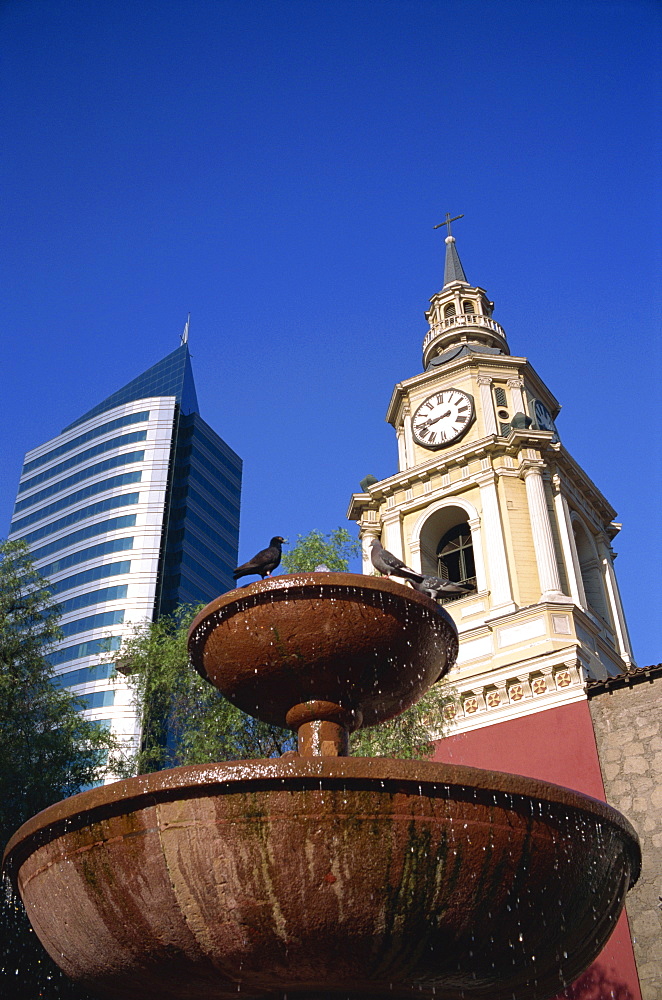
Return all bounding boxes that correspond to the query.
[19,431,147,491]
[9,343,241,771]
[63,346,198,430]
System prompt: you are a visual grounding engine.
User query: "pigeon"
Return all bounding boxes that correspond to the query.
[314,564,331,572]
[233,536,286,581]
[410,575,472,600]
[369,539,423,583]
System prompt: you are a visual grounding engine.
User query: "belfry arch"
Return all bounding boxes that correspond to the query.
[410,499,487,594]
[570,513,610,624]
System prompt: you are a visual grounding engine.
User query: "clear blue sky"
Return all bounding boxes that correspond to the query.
[1,0,660,663]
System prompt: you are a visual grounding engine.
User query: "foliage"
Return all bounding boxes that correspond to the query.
[350,681,457,759]
[280,527,360,573]
[118,605,294,773]
[0,539,117,998]
[0,540,118,836]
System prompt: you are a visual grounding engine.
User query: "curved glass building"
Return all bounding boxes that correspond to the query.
[8,342,241,764]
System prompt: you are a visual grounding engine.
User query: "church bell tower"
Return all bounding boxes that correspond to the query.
[348,219,635,739]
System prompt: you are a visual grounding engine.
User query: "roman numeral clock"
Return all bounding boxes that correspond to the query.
[411,389,474,448]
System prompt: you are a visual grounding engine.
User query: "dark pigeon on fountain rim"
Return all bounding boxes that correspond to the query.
[369,538,423,583]
[233,536,286,581]
[410,575,472,600]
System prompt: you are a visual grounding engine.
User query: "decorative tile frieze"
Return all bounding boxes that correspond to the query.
[485,689,501,708]
[508,682,524,702]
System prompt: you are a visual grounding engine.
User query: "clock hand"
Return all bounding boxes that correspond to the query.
[423,410,452,429]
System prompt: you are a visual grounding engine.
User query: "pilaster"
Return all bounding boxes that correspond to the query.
[507,376,526,415]
[552,474,585,607]
[521,462,566,602]
[477,376,498,435]
[478,475,515,614]
[597,538,636,668]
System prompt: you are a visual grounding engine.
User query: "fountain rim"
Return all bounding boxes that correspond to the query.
[3,755,640,887]
[187,571,458,682]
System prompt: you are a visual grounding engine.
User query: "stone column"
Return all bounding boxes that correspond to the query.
[403,406,414,470]
[551,475,585,607]
[359,523,381,576]
[507,377,526,415]
[477,376,498,435]
[396,427,406,471]
[478,477,514,611]
[381,511,403,561]
[522,463,566,602]
[467,515,488,593]
[597,538,636,667]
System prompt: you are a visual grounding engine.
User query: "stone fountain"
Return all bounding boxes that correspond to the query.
[4,572,640,1000]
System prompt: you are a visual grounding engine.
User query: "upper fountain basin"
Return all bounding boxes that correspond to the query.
[188,572,458,730]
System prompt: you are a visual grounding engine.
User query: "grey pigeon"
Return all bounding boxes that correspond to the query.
[314,564,331,572]
[233,536,286,581]
[369,539,423,583]
[410,576,472,600]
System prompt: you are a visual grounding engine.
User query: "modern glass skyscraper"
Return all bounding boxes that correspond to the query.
[8,342,241,759]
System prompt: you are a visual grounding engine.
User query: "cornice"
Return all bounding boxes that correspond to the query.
[386,354,560,426]
[553,446,616,524]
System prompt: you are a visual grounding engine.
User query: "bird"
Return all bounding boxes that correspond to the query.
[369,539,423,583]
[314,564,331,572]
[233,536,286,581]
[410,575,472,600]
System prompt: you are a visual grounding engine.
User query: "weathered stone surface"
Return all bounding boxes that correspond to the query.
[188,573,458,732]
[590,676,662,1000]
[4,757,640,1000]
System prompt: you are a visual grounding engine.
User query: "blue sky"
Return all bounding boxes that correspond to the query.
[1,0,660,663]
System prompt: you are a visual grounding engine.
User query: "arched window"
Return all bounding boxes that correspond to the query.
[414,503,483,598]
[437,524,476,586]
[573,520,610,623]
[462,300,475,314]
[444,303,456,318]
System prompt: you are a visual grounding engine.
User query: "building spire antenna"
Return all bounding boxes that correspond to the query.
[181,313,190,346]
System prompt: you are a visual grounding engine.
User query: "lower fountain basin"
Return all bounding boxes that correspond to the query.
[4,757,640,1000]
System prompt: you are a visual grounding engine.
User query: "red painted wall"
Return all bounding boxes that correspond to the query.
[432,700,605,798]
[432,700,642,1000]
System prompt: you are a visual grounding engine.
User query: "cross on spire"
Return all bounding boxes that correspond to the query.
[433,212,464,239]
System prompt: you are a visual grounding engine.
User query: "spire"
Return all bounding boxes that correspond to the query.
[181,313,190,345]
[423,215,508,369]
[443,236,468,286]
[433,212,468,286]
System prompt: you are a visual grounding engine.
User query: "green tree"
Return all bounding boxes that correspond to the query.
[349,682,456,758]
[281,527,361,573]
[0,539,117,997]
[119,605,294,773]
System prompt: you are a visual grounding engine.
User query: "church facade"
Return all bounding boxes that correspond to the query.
[348,224,658,999]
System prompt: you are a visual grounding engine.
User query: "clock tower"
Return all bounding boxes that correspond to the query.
[348,223,636,744]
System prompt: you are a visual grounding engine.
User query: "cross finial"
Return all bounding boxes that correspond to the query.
[433,213,464,239]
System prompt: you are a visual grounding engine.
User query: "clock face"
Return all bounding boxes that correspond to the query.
[412,389,474,448]
[533,399,559,442]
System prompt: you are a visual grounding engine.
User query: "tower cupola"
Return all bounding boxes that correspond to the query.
[422,218,509,370]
